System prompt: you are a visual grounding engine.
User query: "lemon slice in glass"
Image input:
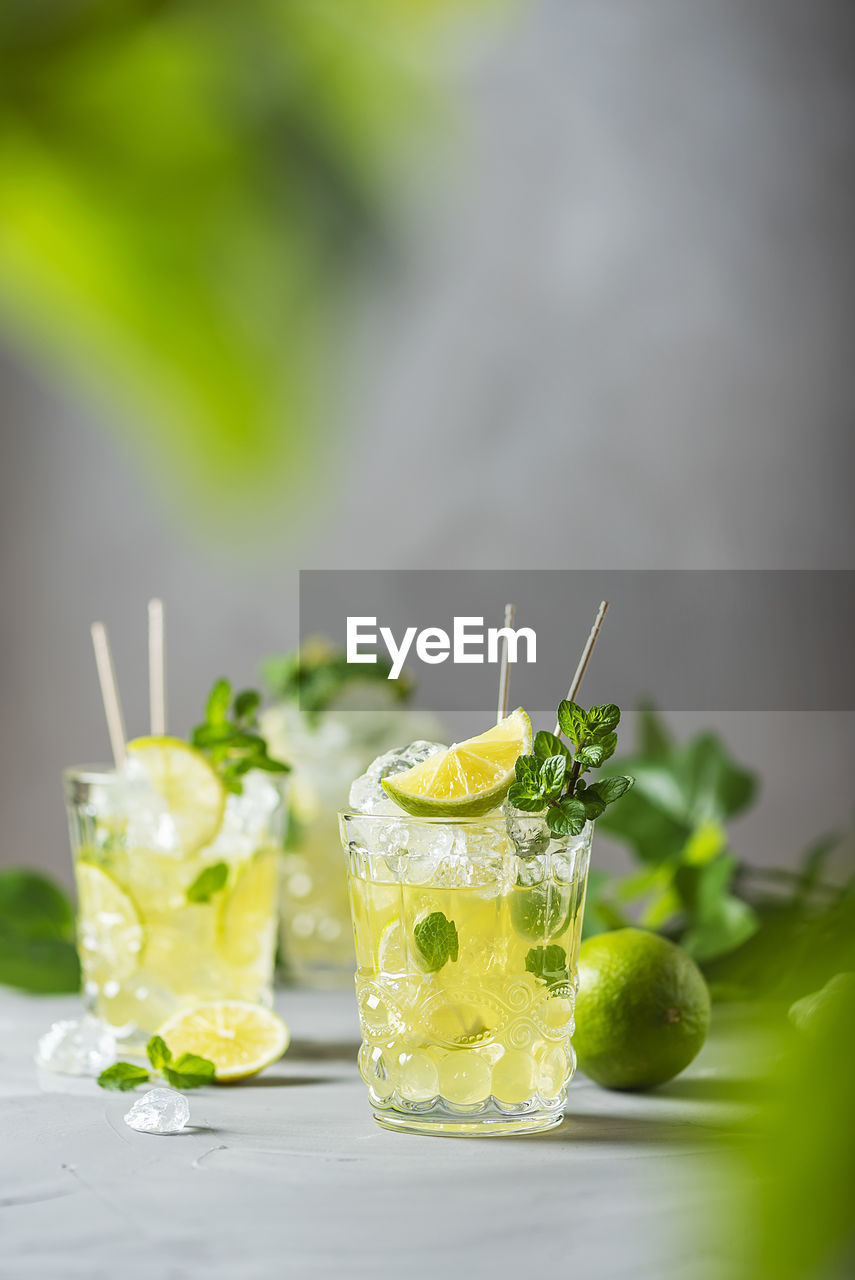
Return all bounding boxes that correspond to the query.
[75,861,144,982]
[218,849,279,967]
[157,1000,289,1081]
[126,736,225,852]
[381,708,532,817]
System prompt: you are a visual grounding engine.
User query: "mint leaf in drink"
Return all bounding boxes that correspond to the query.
[164,1053,216,1089]
[186,862,229,904]
[533,731,571,764]
[557,700,588,749]
[539,755,566,799]
[192,679,291,795]
[591,775,634,805]
[97,1062,150,1091]
[507,782,547,812]
[414,912,459,972]
[586,704,621,738]
[547,797,587,837]
[233,689,261,724]
[507,699,632,839]
[262,642,412,720]
[514,755,541,789]
[575,784,607,820]
[205,678,232,727]
[146,1036,172,1070]
[525,944,569,988]
[576,742,608,770]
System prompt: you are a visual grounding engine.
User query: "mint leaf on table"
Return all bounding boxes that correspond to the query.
[97,1062,150,1091]
[146,1036,172,1070]
[186,862,229,904]
[525,944,569,988]
[414,912,459,973]
[164,1054,216,1089]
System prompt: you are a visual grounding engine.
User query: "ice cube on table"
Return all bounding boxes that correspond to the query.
[348,740,445,814]
[36,1016,117,1077]
[124,1088,190,1135]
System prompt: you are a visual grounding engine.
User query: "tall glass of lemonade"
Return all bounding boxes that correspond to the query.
[65,738,286,1050]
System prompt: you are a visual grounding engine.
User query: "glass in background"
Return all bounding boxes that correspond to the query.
[262,641,441,987]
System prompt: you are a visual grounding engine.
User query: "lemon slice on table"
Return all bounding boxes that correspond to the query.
[126,736,225,852]
[381,708,532,817]
[75,862,144,981]
[218,849,279,967]
[157,1001,289,1081]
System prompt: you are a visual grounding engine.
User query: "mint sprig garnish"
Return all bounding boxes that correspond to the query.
[414,911,459,972]
[263,641,412,719]
[191,678,290,794]
[507,701,634,837]
[96,1035,216,1092]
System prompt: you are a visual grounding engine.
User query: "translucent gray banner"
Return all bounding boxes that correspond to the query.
[299,570,854,712]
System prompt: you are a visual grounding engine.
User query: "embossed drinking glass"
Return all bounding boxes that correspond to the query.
[340,810,592,1136]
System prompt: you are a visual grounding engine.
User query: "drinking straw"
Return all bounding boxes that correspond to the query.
[148,598,166,735]
[90,621,127,769]
[553,600,610,735]
[496,602,516,722]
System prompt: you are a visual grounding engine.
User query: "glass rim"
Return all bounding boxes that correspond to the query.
[338,808,593,835]
[338,807,514,827]
[63,764,119,784]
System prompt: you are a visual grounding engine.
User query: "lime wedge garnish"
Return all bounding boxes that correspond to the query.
[157,1000,289,1081]
[126,736,225,852]
[75,861,144,982]
[381,708,532,817]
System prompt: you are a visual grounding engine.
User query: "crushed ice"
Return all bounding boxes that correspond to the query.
[124,1088,190,1135]
[347,740,445,815]
[36,1016,117,1077]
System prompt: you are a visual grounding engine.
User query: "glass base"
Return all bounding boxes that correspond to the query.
[372,1109,564,1137]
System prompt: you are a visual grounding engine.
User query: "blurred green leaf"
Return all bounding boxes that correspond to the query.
[0,869,80,993]
[0,0,498,522]
[638,701,672,758]
[0,869,74,940]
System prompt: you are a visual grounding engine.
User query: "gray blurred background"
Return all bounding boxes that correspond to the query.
[1,0,853,887]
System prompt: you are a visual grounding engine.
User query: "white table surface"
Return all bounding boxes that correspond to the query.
[0,988,751,1280]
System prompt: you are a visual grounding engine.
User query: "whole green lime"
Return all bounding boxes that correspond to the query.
[574,928,711,1091]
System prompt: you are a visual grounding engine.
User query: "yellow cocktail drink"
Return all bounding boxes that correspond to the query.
[342,811,592,1135]
[65,755,285,1047]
